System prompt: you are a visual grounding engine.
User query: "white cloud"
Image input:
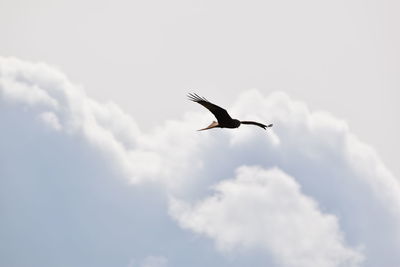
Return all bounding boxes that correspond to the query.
[128,256,168,267]
[1,56,400,267]
[139,256,168,267]
[39,111,62,130]
[169,166,363,267]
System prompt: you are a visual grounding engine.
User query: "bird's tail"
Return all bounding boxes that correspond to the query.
[240,121,273,130]
[198,121,219,131]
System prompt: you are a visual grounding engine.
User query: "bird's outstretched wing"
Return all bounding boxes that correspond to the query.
[241,121,273,130]
[188,93,233,123]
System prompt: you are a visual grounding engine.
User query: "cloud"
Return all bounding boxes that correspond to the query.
[0,57,210,189]
[0,57,207,267]
[1,56,400,267]
[140,256,168,267]
[170,166,363,267]
[170,90,400,266]
[128,255,169,267]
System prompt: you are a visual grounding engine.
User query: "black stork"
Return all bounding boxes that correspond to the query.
[188,93,273,131]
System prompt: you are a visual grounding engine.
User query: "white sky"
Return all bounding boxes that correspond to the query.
[1,0,399,182]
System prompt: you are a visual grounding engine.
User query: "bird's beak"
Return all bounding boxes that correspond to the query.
[198,121,219,131]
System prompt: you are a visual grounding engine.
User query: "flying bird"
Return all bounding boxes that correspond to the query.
[188,93,273,131]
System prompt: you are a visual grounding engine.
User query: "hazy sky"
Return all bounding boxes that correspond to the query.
[1,1,400,267]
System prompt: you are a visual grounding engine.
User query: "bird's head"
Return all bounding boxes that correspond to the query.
[233,119,241,128]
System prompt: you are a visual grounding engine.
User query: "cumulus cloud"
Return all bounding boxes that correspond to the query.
[1,56,400,267]
[0,57,202,187]
[170,166,363,267]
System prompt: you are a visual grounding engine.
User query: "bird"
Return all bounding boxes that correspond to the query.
[188,93,273,131]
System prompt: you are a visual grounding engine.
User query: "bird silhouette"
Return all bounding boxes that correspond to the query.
[188,93,273,131]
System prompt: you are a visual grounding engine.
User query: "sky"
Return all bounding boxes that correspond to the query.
[1,1,400,267]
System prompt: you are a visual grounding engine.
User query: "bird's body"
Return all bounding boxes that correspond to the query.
[188,93,273,131]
